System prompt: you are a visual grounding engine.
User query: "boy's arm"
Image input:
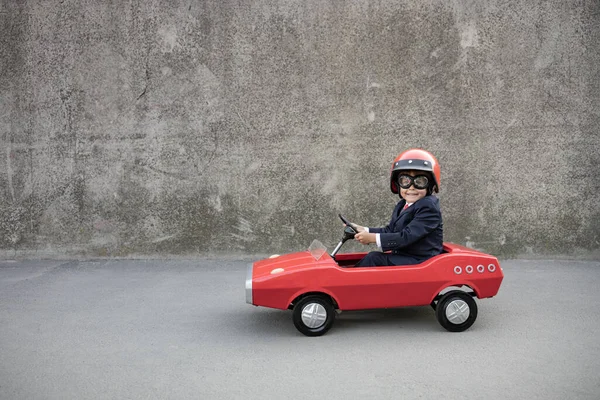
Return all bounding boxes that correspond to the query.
[378,204,441,252]
[366,202,403,234]
[367,226,387,234]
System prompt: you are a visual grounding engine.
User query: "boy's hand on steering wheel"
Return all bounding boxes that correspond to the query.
[350,223,366,233]
[355,231,376,245]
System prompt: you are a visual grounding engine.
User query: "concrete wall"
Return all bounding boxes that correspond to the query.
[1,0,599,259]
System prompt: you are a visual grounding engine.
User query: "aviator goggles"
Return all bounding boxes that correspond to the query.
[397,174,430,190]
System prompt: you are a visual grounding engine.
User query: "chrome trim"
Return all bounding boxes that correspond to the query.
[245,263,253,304]
[446,299,470,324]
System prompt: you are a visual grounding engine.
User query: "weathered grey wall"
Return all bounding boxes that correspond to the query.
[1,0,599,259]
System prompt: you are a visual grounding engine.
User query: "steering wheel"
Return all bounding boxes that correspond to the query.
[338,214,357,234]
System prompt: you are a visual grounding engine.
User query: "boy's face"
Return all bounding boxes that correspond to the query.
[399,170,429,203]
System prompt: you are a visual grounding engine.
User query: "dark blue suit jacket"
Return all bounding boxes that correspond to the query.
[368,195,443,264]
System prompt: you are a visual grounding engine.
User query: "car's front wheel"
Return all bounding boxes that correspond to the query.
[435,290,478,332]
[292,295,335,336]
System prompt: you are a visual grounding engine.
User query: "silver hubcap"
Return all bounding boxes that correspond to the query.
[301,303,327,328]
[445,299,470,324]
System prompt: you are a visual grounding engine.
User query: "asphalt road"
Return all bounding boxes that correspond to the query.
[1,258,599,400]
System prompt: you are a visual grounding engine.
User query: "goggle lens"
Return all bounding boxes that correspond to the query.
[398,174,429,190]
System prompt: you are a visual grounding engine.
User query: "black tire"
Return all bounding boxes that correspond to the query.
[292,295,335,336]
[435,290,478,332]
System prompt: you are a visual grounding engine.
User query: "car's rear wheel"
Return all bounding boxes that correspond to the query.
[435,290,478,332]
[292,295,335,336]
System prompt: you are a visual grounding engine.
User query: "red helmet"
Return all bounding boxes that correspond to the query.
[390,149,440,194]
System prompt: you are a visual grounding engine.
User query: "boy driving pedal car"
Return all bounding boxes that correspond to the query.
[351,149,443,267]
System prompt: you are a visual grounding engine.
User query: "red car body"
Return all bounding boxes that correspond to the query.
[246,242,503,311]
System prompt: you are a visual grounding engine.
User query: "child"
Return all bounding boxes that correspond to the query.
[350,149,443,267]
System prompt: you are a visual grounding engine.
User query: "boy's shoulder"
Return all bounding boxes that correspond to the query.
[415,195,440,208]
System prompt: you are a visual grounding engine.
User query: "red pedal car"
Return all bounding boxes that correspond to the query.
[246,215,504,336]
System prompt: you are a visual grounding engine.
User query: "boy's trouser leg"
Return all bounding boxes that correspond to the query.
[355,251,422,267]
[355,251,390,267]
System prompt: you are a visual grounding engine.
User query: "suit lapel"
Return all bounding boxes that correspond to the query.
[395,201,406,218]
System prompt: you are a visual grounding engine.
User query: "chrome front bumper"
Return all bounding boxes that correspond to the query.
[245,263,253,304]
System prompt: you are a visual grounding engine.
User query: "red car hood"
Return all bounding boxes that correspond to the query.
[253,251,329,277]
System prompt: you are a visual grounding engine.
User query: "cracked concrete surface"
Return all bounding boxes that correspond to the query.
[0,1,599,259]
